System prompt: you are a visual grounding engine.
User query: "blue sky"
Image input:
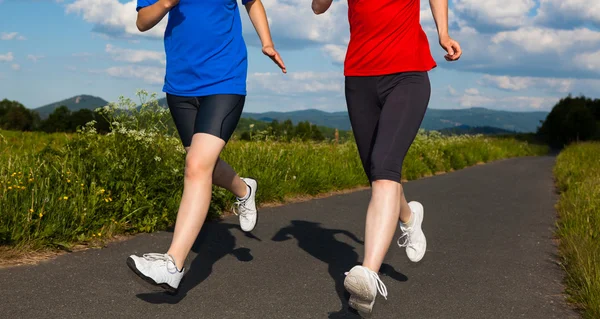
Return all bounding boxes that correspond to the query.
[1,0,600,113]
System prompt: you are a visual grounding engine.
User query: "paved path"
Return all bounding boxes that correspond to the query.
[0,156,578,318]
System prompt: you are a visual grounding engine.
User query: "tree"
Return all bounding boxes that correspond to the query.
[41,106,72,133]
[538,95,600,147]
[0,99,39,131]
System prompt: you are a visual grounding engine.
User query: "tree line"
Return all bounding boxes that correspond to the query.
[0,99,110,133]
[0,99,338,142]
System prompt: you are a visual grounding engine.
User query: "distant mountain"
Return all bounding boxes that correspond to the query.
[243,107,548,133]
[35,95,108,119]
[437,125,517,136]
[39,95,549,133]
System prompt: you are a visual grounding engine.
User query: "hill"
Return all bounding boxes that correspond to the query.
[35,95,108,119]
[437,125,517,136]
[40,95,548,133]
[243,107,548,133]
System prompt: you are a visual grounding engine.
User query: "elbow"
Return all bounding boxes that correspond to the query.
[136,19,149,32]
[312,4,326,15]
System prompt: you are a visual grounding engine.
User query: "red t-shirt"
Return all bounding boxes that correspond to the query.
[344,0,437,76]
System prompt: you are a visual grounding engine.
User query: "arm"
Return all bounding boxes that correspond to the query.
[312,0,333,15]
[429,0,461,61]
[245,0,287,73]
[136,0,178,32]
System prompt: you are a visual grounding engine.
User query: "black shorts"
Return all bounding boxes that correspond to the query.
[166,93,245,147]
[345,72,431,182]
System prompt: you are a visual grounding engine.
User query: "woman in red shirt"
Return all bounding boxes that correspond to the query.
[313,0,462,316]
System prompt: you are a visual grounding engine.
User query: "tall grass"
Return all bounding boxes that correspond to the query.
[0,91,548,250]
[554,142,600,318]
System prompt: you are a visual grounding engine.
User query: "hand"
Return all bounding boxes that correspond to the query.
[439,35,461,61]
[158,0,179,9]
[262,45,287,73]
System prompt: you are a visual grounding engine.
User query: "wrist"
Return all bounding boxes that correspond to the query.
[438,31,449,40]
[262,42,274,49]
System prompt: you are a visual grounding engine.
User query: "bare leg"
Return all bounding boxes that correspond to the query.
[168,134,225,270]
[362,179,409,272]
[399,188,412,224]
[186,146,248,199]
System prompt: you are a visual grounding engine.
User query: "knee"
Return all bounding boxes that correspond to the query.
[372,179,399,190]
[185,153,215,180]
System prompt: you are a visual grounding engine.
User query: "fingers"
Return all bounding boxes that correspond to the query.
[444,40,462,61]
[273,53,287,73]
[264,48,287,73]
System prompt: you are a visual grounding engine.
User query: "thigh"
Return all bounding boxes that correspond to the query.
[372,72,431,177]
[195,94,245,143]
[345,76,381,178]
[166,94,199,148]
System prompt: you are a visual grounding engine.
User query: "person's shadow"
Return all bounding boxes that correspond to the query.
[272,220,408,318]
[136,222,260,304]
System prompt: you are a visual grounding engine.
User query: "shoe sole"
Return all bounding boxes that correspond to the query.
[241,178,258,233]
[408,201,427,262]
[126,257,178,295]
[344,272,376,317]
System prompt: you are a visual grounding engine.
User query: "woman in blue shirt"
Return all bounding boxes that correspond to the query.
[126,0,286,294]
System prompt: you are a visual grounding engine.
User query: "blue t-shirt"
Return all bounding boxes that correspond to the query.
[136,0,252,96]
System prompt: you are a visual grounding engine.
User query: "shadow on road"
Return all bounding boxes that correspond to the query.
[135,222,259,304]
[272,220,408,318]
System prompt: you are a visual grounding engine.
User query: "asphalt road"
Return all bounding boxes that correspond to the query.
[0,156,579,318]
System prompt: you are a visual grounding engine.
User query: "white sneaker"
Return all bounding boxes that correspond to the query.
[234,178,258,232]
[126,253,184,294]
[398,201,427,262]
[344,265,388,317]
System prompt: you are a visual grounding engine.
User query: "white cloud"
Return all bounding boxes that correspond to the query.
[458,88,558,110]
[66,0,166,39]
[454,0,535,30]
[11,64,21,71]
[66,65,77,71]
[321,44,345,64]
[480,75,574,92]
[465,88,480,95]
[1,32,26,40]
[574,50,600,72]
[248,71,343,95]
[105,44,165,65]
[0,52,14,62]
[536,0,600,28]
[100,65,164,84]
[27,54,45,63]
[491,27,600,54]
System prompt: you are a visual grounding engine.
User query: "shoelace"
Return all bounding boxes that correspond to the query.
[397,226,413,249]
[142,253,179,273]
[345,267,388,300]
[232,199,250,220]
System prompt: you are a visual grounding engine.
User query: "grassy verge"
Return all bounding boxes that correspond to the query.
[554,142,600,318]
[0,92,549,251]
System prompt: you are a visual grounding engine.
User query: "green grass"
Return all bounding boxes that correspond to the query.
[554,142,600,318]
[0,91,549,250]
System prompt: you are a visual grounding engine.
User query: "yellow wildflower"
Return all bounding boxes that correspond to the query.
[8,187,12,190]
[63,196,68,200]
[108,197,113,202]
[67,179,71,183]
[81,184,84,187]
[100,189,105,194]
[39,213,43,218]
[29,209,34,213]
[21,186,26,190]
[104,198,109,202]
[97,232,102,237]
[29,178,34,183]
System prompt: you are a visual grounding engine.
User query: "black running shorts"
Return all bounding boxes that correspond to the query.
[166,94,245,147]
[345,72,431,182]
